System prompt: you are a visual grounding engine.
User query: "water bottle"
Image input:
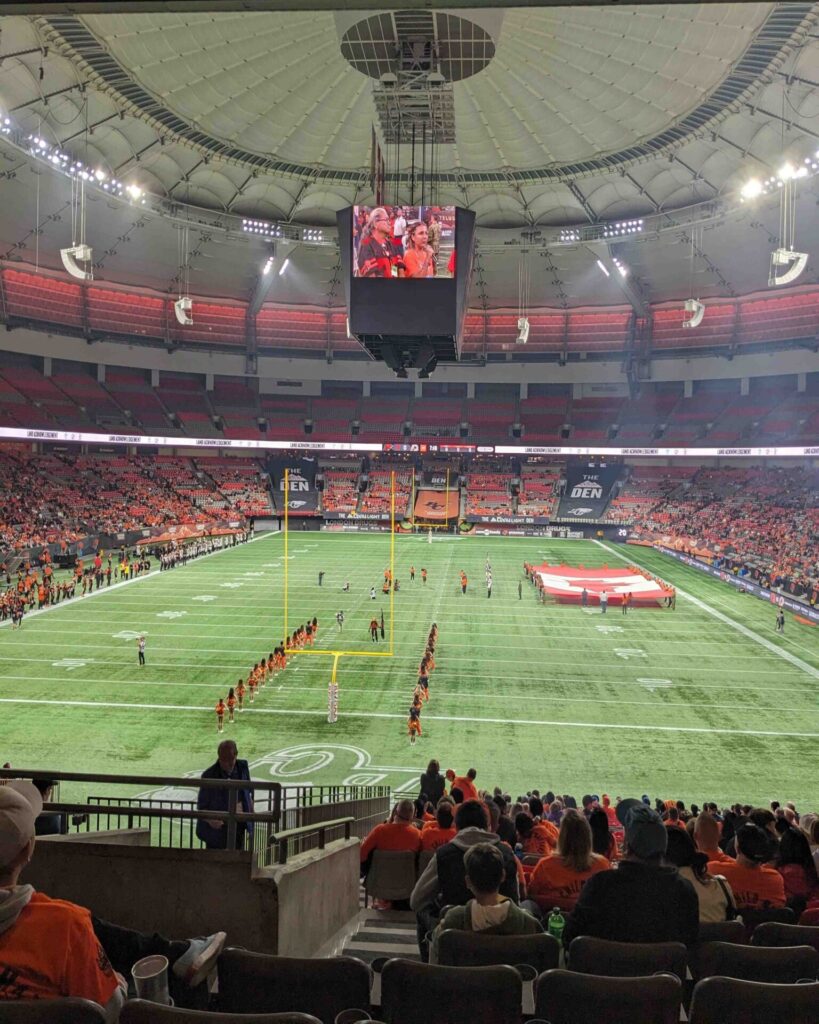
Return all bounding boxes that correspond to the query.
[547,906,565,942]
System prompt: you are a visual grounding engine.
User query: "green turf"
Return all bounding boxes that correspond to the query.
[1,532,817,807]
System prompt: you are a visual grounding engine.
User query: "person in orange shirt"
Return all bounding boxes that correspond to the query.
[707,824,785,910]
[460,571,467,595]
[694,812,734,864]
[452,769,478,802]
[528,809,610,913]
[226,688,236,725]
[247,669,258,703]
[664,807,685,830]
[360,798,422,873]
[516,813,558,857]
[421,802,457,852]
[215,698,226,733]
[236,678,246,712]
[0,781,224,1011]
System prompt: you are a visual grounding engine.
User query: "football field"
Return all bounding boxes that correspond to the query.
[1,532,817,807]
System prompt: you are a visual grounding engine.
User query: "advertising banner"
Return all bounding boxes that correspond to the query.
[323,511,391,521]
[414,489,460,520]
[267,456,319,515]
[424,470,460,487]
[556,461,623,519]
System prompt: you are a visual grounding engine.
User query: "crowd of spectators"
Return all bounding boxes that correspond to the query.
[624,465,819,600]
[359,760,819,963]
[0,448,266,562]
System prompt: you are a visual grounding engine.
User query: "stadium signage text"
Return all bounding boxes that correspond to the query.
[5,427,815,459]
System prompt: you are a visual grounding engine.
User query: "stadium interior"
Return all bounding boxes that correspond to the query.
[0,1,818,1021]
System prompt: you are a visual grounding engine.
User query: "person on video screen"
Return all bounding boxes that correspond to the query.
[403,221,436,278]
[357,207,405,278]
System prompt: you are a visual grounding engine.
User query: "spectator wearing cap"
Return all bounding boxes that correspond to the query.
[0,780,226,1015]
[707,823,785,910]
[563,797,699,949]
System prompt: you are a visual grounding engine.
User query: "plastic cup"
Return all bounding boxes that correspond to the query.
[132,953,171,1004]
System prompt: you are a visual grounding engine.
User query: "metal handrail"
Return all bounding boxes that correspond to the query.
[268,816,354,866]
[0,767,278,791]
[2,767,279,851]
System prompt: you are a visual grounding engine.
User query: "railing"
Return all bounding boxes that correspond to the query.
[1,768,390,866]
[267,816,354,866]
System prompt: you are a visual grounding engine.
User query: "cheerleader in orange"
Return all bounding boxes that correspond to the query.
[248,666,259,703]
[215,697,226,733]
[408,699,422,744]
[227,687,237,724]
[267,652,276,679]
[236,678,246,711]
[305,622,313,646]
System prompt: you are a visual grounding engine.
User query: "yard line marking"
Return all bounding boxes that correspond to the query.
[1,672,814,696]
[0,640,783,663]
[1,696,816,740]
[596,541,819,681]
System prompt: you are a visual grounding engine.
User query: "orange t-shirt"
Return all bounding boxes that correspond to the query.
[0,891,122,1005]
[700,846,734,864]
[420,825,457,851]
[452,777,478,801]
[523,821,559,857]
[707,860,785,909]
[360,821,422,862]
[528,854,611,911]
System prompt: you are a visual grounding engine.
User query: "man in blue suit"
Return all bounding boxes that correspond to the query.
[196,740,254,850]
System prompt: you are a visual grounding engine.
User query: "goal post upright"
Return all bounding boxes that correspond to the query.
[390,468,395,654]
[283,467,289,646]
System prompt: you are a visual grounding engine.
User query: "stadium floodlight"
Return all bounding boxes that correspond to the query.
[769,248,808,286]
[682,298,705,329]
[516,316,530,344]
[60,244,93,281]
[174,296,193,325]
[596,259,610,278]
[262,256,275,275]
[278,257,290,276]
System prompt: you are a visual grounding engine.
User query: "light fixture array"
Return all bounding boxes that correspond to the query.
[602,219,644,239]
[262,255,275,275]
[242,218,284,239]
[302,228,324,242]
[612,256,628,278]
[560,220,643,244]
[740,157,816,202]
[26,134,146,204]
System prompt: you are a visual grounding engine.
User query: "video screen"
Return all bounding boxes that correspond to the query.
[353,205,456,279]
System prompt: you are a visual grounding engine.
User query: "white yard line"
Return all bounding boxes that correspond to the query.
[595,541,819,681]
[1,695,816,740]
[1,671,814,695]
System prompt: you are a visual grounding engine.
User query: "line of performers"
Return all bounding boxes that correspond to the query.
[408,622,437,744]
[214,616,319,731]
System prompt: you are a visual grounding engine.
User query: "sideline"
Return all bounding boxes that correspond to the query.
[595,541,819,681]
[0,532,279,630]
